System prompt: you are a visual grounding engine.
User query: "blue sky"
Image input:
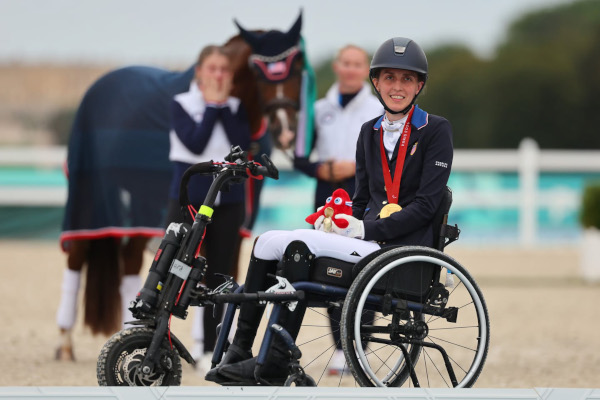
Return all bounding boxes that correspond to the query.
[1,0,572,65]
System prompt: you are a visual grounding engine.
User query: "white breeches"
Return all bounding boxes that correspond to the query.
[253,229,380,263]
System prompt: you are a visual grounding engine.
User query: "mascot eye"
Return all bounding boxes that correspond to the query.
[334,197,342,205]
[326,197,332,203]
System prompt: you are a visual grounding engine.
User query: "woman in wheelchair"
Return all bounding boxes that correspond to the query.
[206,37,454,385]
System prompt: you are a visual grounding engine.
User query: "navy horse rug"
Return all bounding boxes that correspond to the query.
[60,66,194,250]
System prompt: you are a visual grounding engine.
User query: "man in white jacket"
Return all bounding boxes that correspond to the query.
[293,44,382,374]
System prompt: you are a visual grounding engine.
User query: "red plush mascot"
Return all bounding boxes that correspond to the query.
[305,188,353,232]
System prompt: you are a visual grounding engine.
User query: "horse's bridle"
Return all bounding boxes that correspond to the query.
[248,45,301,83]
[249,45,303,113]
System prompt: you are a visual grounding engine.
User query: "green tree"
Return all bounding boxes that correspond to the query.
[488,0,600,148]
[419,45,490,148]
[311,0,600,149]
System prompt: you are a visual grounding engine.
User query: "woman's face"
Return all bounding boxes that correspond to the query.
[333,47,370,94]
[195,53,231,87]
[372,68,424,114]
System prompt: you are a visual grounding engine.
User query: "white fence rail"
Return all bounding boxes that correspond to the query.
[455,138,600,246]
[0,145,67,206]
[2,139,600,245]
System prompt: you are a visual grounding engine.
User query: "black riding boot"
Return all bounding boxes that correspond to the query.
[217,300,307,385]
[205,256,278,383]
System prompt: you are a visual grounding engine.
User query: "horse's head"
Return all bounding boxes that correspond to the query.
[234,13,305,150]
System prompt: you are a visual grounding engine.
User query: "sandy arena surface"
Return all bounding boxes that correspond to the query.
[1,239,599,388]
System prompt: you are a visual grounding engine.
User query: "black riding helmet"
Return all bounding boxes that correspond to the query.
[369,37,428,115]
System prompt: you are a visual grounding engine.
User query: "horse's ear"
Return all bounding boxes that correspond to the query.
[286,11,302,44]
[234,18,260,50]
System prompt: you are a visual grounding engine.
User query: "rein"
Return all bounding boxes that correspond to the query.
[250,45,303,115]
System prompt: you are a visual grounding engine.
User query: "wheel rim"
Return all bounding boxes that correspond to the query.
[117,347,165,386]
[353,254,488,388]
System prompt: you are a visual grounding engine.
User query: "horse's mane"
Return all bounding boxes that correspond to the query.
[223,34,263,136]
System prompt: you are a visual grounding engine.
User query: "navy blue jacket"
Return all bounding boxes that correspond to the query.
[352,105,453,247]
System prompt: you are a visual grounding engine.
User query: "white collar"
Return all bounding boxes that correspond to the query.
[382,113,408,132]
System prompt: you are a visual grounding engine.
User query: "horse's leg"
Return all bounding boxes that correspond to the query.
[191,307,205,363]
[189,242,207,365]
[120,236,148,328]
[55,240,89,361]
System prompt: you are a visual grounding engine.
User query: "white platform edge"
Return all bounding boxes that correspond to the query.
[0,387,598,400]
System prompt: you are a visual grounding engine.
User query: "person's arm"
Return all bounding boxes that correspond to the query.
[352,124,370,219]
[362,119,454,241]
[170,100,220,154]
[220,103,251,151]
[293,126,321,177]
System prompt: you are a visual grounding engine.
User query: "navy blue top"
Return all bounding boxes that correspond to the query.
[168,100,251,206]
[353,105,453,247]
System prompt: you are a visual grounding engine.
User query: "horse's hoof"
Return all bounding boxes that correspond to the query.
[55,345,76,361]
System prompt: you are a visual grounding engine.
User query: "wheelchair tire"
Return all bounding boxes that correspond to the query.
[340,246,489,388]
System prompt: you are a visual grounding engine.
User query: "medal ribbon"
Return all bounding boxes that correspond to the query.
[379,106,414,204]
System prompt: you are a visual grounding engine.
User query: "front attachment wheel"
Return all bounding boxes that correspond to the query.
[341,246,489,388]
[97,327,182,386]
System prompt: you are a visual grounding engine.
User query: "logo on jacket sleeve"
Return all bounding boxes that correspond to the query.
[435,161,448,168]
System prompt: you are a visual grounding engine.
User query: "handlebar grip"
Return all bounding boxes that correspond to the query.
[259,154,279,180]
[179,161,217,207]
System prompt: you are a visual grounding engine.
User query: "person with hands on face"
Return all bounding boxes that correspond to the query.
[165,45,251,373]
[206,37,453,385]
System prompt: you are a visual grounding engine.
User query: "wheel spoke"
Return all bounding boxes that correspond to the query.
[426,336,470,375]
[297,330,337,347]
[423,347,450,387]
[428,325,479,331]
[427,334,477,352]
[302,342,337,368]
[361,342,401,384]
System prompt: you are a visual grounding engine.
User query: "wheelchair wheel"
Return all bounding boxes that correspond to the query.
[97,327,182,386]
[340,246,489,388]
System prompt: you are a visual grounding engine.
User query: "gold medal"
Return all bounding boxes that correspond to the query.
[380,203,402,218]
[323,207,334,232]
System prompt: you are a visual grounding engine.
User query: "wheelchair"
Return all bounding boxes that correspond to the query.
[97,147,489,388]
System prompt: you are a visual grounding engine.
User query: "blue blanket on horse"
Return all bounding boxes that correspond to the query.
[60,65,194,249]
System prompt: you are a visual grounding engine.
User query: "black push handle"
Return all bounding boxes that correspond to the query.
[252,154,279,180]
[178,161,218,207]
[177,148,279,208]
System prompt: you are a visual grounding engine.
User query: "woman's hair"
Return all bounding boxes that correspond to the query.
[334,44,369,63]
[196,45,231,67]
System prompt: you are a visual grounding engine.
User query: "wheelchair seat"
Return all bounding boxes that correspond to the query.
[309,186,460,293]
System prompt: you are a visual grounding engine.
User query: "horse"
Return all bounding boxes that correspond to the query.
[55,12,312,360]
